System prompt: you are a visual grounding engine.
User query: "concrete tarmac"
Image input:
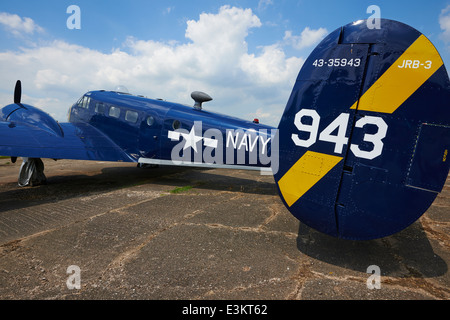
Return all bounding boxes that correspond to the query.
[0,158,449,300]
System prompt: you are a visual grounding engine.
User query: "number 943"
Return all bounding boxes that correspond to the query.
[291,109,388,160]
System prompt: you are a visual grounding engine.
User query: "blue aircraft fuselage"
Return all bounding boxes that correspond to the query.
[68,90,275,169]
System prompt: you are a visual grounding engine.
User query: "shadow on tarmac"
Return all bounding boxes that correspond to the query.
[296,222,447,278]
[0,165,277,212]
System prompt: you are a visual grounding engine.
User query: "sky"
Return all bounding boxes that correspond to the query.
[1,0,450,126]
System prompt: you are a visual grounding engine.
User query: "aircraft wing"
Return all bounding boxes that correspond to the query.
[0,120,136,163]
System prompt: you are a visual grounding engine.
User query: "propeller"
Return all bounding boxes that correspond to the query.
[14,80,22,104]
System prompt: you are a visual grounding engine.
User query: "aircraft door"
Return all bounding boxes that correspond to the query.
[138,113,161,159]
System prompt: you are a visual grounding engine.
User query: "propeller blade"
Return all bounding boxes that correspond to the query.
[14,80,21,104]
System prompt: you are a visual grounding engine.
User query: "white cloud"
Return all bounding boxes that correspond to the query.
[284,27,328,50]
[240,44,304,85]
[257,0,274,11]
[0,12,44,37]
[439,5,450,44]
[0,6,315,127]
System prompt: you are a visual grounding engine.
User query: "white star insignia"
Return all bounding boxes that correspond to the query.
[181,126,203,152]
[168,125,218,152]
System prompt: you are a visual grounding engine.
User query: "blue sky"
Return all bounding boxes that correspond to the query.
[1,0,450,125]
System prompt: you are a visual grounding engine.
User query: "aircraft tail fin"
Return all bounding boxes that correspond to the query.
[273,19,450,240]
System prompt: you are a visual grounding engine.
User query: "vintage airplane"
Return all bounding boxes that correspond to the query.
[1,19,449,240]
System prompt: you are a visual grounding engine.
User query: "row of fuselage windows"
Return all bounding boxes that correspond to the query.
[77,95,152,125]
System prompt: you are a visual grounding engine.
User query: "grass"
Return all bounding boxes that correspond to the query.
[0,156,11,165]
[169,185,193,194]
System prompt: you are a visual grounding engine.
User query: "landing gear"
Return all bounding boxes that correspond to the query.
[18,157,47,187]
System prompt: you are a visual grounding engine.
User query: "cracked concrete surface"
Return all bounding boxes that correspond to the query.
[0,159,448,300]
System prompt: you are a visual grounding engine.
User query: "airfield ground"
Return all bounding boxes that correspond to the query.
[0,158,449,300]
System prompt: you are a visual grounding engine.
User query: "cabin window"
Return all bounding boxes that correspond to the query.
[125,110,138,123]
[146,116,155,126]
[109,106,120,118]
[95,102,105,114]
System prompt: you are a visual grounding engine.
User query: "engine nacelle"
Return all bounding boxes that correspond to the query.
[0,103,64,137]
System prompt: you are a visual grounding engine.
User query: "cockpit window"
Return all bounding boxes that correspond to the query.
[76,97,83,107]
[125,110,138,123]
[109,106,120,118]
[76,96,90,109]
[81,96,90,109]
